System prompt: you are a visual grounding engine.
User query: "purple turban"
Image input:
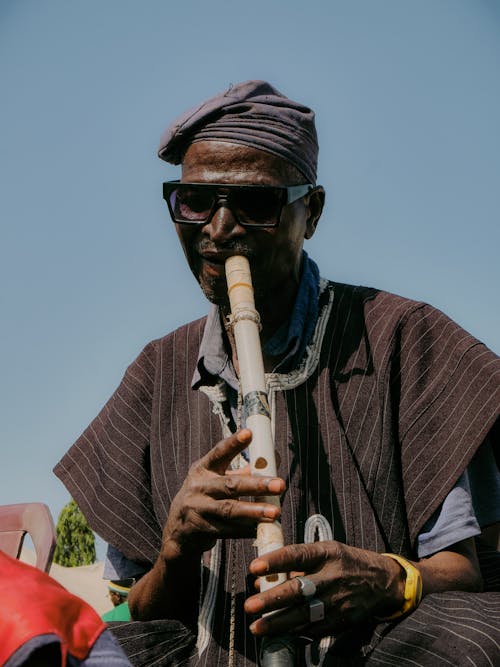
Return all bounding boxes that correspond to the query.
[158,80,318,184]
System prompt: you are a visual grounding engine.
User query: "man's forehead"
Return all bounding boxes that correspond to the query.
[181,140,299,184]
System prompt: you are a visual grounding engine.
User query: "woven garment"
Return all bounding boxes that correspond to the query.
[55,282,500,666]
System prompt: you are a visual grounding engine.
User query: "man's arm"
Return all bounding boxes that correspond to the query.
[127,549,202,628]
[416,537,481,595]
[244,537,482,637]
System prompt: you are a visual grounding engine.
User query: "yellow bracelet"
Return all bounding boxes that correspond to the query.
[376,553,423,621]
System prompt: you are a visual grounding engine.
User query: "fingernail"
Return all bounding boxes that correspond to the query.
[245,598,263,614]
[237,429,251,443]
[263,507,277,519]
[250,619,268,635]
[251,558,268,573]
[267,478,283,493]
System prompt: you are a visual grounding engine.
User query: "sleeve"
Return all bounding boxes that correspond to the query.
[103,544,149,581]
[53,340,163,566]
[416,437,500,557]
[416,472,481,557]
[393,303,500,545]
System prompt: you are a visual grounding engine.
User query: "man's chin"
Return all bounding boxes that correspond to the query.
[199,278,230,308]
[196,265,275,310]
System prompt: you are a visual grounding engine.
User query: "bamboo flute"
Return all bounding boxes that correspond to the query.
[225,255,295,666]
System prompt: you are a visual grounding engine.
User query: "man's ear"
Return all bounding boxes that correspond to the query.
[304,186,325,240]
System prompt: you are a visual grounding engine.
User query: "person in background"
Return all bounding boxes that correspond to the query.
[107,579,133,608]
[101,579,133,623]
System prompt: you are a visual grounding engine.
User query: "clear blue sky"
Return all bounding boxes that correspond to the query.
[1,1,499,557]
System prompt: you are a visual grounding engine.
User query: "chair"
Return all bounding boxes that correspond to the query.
[0,503,56,572]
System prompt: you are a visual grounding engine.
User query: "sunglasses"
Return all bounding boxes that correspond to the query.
[162,181,314,228]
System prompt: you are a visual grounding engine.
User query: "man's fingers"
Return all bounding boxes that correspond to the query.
[198,497,281,524]
[199,429,252,473]
[245,574,321,616]
[249,605,306,636]
[248,600,331,637]
[191,474,284,499]
[249,542,339,577]
[227,463,251,476]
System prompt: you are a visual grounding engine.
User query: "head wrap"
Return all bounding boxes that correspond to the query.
[158,80,318,184]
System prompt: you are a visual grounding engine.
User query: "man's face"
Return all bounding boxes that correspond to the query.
[175,140,321,311]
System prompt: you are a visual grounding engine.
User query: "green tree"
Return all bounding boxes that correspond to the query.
[53,498,96,566]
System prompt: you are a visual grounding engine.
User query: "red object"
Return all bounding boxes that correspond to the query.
[0,551,106,666]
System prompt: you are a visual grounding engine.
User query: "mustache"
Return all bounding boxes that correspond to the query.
[195,239,255,258]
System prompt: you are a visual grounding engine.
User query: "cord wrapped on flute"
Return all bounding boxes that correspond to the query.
[225,255,296,667]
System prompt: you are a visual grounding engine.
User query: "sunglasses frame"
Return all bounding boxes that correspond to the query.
[162,180,314,228]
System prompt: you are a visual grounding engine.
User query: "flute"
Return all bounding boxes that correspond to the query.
[225,255,295,666]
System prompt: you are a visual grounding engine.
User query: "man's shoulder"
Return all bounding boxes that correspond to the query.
[155,315,208,345]
[138,315,208,352]
[128,315,209,373]
[322,279,477,350]
[325,279,429,322]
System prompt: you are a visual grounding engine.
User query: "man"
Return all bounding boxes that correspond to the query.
[55,81,500,666]
[107,579,131,609]
[101,579,134,623]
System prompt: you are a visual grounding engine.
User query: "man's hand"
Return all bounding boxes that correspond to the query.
[245,537,482,638]
[129,428,285,625]
[245,541,404,637]
[161,428,285,561]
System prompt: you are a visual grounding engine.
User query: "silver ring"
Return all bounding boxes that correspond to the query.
[295,575,317,599]
[308,598,325,624]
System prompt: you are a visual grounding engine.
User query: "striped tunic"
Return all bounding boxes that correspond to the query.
[54,282,500,666]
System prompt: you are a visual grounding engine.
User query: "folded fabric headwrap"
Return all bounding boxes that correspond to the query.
[158,80,318,184]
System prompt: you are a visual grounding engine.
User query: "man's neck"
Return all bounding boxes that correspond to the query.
[223,277,297,332]
[221,285,297,375]
[224,318,288,376]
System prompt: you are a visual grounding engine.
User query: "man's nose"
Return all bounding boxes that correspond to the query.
[203,203,244,242]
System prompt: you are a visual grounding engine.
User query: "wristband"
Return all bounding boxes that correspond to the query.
[376,553,423,621]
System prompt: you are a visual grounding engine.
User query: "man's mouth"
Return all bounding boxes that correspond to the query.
[198,252,225,270]
[197,252,230,278]
[199,252,227,265]
[198,247,253,271]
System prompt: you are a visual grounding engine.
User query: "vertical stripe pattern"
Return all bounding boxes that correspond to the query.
[54,283,500,665]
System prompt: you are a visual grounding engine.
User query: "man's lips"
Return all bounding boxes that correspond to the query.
[195,245,255,280]
[199,252,226,265]
[197,251,230,277]
[198,248,253,267]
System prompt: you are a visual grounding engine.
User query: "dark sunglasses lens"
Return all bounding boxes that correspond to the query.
[233,188,283,225]
[171,187,215,222]
[167,184,284,225]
